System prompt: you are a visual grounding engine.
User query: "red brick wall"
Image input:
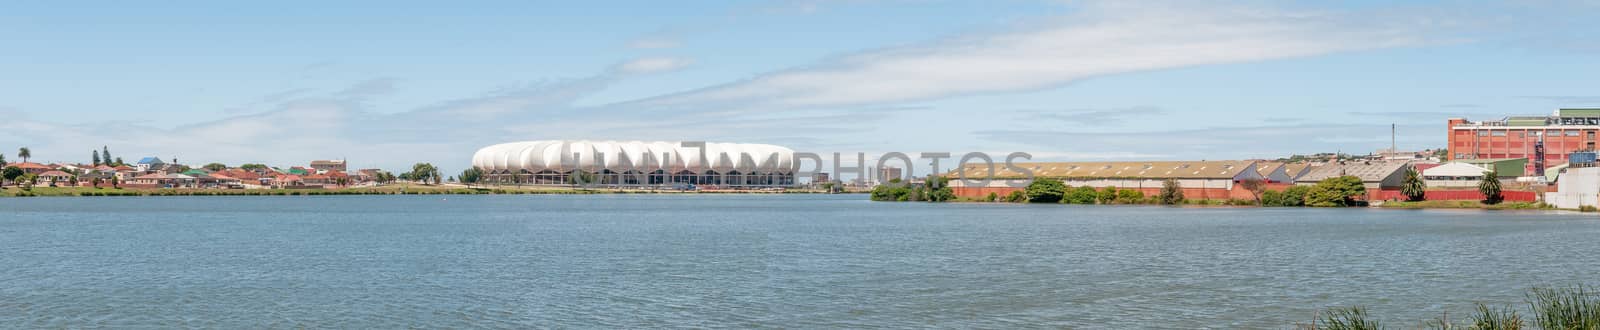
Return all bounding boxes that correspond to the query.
[1369,189,1537,202]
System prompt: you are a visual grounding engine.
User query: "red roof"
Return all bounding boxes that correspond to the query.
[38,170,73,177]
[13,162,51,169]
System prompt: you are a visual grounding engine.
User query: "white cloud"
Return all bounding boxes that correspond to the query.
[616,57,693,74]
[633,1,1438,111]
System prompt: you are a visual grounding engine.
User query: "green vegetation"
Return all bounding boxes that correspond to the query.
[91,150,101,166]
[1529,285,1600,329]
[1116,189,1145,204]
[1261,185,1310,207]
[17,147,30,163]
[1303,286,1600,329]
[1158,178,1184,205]
[1306,176,1365,207]
[459,166,485,185]
[1062,186,1097,205]
[1480,170,1504,205]
[868,176,954,202]
[1,166,22,187]
[203,163,228,171]
[1004,190,1027,203]
[1024,179,1066,203]
[1317,306,1381,330]
[1402,166,1426,202]
[1468,303,1525,330]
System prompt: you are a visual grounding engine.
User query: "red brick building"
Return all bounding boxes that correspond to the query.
[1448,108,1600,174]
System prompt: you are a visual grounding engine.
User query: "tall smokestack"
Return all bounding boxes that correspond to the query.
[1391,123,1396,153]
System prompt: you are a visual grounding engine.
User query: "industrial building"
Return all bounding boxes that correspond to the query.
[946,160,1266,200]
[1448,108,1600,174]
[470,140,796,187]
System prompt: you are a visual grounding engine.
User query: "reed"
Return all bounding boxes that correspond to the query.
[1528,285,1600,330]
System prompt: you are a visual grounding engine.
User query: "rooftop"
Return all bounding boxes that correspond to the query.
[947,160,1259,180]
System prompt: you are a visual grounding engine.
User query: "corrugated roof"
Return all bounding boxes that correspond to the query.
[946,160,1258,180]
[1422,162,1488,177]
[1297,161,1409,183]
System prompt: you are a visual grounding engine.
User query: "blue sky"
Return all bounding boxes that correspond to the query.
[2,0,1598,176]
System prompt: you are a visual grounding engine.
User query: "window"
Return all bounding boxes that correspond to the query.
[1568,131,1582,137]
[1491,131,1507,137]
[1478,131,1489,137]
[1589,131,1596,139]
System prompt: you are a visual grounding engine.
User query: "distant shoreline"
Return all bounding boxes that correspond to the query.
[0,185,859,197]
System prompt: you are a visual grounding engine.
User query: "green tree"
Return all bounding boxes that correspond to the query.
[1159,178,1185,205]
[1024,179,1067,203]
[1307,176,1366,207]
[1097,186,1119,204]
[1279,185,1309,207]
[869,183,912,201]
[17,147,30,163]
[92,150,101,166]
[985,192,998,202]
[1401,166,1426,201]
[459,166,485,185]
[1479,170,1503,204]
[110,176,119,188]
[409,163,438,184]
[101,146,112,166]
[1,166,22,187]
[0,153,6,168]
[1063,186,1098,204]
[114,157,124,166]
[203,163,228,172]
[926,176,955,202]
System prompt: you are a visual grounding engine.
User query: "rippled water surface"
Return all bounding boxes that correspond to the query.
[2,194,1598,328]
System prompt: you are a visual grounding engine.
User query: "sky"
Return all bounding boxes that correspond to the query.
[2,0,1599,177]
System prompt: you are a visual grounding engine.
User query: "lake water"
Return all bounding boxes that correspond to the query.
[1,194,1597,328]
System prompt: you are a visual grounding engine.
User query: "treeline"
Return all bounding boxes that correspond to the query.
[869,176,956,202]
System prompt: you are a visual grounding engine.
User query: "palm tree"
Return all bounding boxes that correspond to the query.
[1479,170,1503,205]
[1401,167,1426,201]
[17,147,30,163]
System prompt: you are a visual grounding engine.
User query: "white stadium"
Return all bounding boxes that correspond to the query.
[470,140,797,187]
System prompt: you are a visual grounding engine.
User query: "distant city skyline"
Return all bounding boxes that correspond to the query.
[3,0,1599,175]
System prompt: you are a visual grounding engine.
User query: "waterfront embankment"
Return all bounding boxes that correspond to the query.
[0,185,853,197]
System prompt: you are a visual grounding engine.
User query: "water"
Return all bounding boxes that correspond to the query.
[1,194,1597,328]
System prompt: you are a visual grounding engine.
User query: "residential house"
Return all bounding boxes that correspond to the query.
[135,157,166,172]
[36,170,75,186]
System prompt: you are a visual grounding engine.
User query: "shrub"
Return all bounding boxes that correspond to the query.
[1024,179,1066,203]
[1063,186,1098,204]
[1280,185,1310,207]
[1115,189,1145,204]
[1005,190,1028,203]
[985,192,998,203]
[1158,178,1184,205]
[1581,205,1598,212]
[1096,187,1119,204]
